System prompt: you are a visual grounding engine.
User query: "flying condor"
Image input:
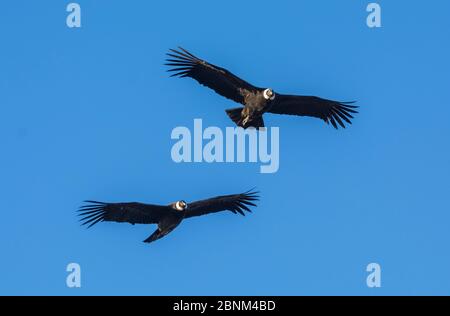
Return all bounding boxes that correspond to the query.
[78,190,259,243]
[166,47,358,129]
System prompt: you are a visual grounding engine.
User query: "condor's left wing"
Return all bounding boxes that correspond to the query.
[184,190,259,219]
[269,94,358,129]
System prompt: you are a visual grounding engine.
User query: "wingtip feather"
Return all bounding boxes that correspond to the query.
[78,201,107,228]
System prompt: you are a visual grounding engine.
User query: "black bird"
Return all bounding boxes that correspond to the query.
[78,190,259,243]
[166,47,358,129]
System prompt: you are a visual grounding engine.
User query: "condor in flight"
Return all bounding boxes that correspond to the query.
[166,47,358,129]
[78,190,258,243]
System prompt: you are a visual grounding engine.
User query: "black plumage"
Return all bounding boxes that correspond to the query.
[78,190,259,243]
[166,47,358,129]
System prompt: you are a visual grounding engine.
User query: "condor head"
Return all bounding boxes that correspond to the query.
[172,200,188,212]
[263,88,276,101]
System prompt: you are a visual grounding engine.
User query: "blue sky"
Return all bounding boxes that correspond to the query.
[1,0,449,295]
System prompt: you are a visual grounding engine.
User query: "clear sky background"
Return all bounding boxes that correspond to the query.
[1,0,449,295]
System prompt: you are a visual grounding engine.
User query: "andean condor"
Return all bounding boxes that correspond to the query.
[78,190,259,243]
[166,47,358,129]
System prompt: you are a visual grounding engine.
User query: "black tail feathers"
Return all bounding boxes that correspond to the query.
[143,229,166,243]
[225,108,243,126]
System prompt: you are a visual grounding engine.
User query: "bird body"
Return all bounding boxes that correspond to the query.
[79,191,258,243]
[238,89,275,127]
[166,47,358,129]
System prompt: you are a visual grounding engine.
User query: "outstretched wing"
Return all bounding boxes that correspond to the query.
[77,201,170,228]
[269,95,358,129]
[165,47,258,105]
[184,190,259,219]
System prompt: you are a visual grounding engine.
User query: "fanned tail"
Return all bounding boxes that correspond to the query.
[143,229,165,243]
[225,108,243,126]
